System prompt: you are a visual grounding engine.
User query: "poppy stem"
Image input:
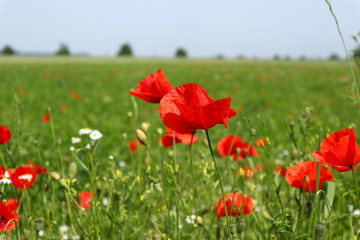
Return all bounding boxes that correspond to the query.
[205,130,233,240]
[351,169,360,202]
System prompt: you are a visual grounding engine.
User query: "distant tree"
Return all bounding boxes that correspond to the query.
[215,54,224,60]
[299,55,307,61]
[273,54,281,60]
[175,48,187,58]
[353,47,360,59]
[2,45,15,55]
[117,43,133,57]
[328,53,340,61]
[56,43,70,56]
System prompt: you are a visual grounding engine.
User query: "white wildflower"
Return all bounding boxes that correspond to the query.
[90,130,103,140]
[59,225,69,233]
[0,171,12,184]
[108,155,114,160]
[70,146,75,152]
[185,215,197,224]
[85,143,91,150]
[79,128,92,135]
[71,137,81,144]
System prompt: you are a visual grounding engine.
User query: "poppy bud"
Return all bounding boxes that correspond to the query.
[196,216,203,226]
[236,219,246,234]
[141,122,151,132]
[68,162,77,180]
[59,178,69,191]
[34,220,43,233]
[347,204,354,213]
[314,220,326,240]
[136,129,148,146]
[50,172,61,181]
[156,128,163,135]
[250,128,256,137]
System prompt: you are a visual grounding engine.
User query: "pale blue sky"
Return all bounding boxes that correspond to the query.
[0,0,359,58]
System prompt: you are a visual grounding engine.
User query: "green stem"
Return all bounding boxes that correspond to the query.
[205,130,233,240]
[351,169,359,202]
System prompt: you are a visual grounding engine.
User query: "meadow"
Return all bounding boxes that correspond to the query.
[0,56,359,239]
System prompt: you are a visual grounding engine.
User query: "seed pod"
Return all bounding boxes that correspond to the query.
[68,162,77,180]
[236,219,246,234]
[34,220,43,233]
[136,129,148,146]
[314,220,326,240]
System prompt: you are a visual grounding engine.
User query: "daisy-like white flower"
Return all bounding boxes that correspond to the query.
[79,128,92,135]
[70,146,75,152]
[185,215,197,224]
[59,225,69,233]
[71,137,81,144]
[0,170,12,184]
[89,130,103,140]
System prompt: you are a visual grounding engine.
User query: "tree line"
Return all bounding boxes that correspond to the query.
[0,43,188,58]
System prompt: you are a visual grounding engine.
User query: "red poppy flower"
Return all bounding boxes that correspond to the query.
[0,126,12,144]
[10,165,37,189]
[28,160,48,175]
[0,201,19,232]
[161,127,198,148]
[42,114,51,123]
[130,69,173,103]
[128,140,142,154]
[274,165,287,177]
[217,135,258,161]
[214,192,255,218]
[285,161,334,192]
[312,128,360,172]
[4,199,19,213]
[78,191,92,209]
[160,83,236,134]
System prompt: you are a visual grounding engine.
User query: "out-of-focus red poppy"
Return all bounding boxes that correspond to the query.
[128,140,141,154]
[78,191,92,209]
[130,69,173,103]
[312,128,360,172]
[274,165,287,177]
[160,83,236,134]
[4,199,19,213]
[214,192,255,218]
[10,165,37,190]
[0,165,5,178]
[0,201,19,232]
[217,135,258,161]
[71,91,81,100]
[255,164,265,170]
[0,126,12,145]
[286,161,334,192]
[60,103,67,111]
[161,127,198,148]
[15,86,25,96]
[42,114,51,123]
[28,160,48,175]
[256,137,269,147]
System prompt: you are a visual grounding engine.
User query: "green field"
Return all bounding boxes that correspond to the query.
[0,57,359,239]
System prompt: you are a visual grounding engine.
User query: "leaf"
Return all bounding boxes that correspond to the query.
[322,181,336,219]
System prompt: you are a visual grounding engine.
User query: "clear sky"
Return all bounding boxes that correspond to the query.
[0,0,359,59]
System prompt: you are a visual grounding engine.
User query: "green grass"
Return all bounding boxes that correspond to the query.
[0,56,359,239]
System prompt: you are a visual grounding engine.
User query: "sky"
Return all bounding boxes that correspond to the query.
[0,0,359,59]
